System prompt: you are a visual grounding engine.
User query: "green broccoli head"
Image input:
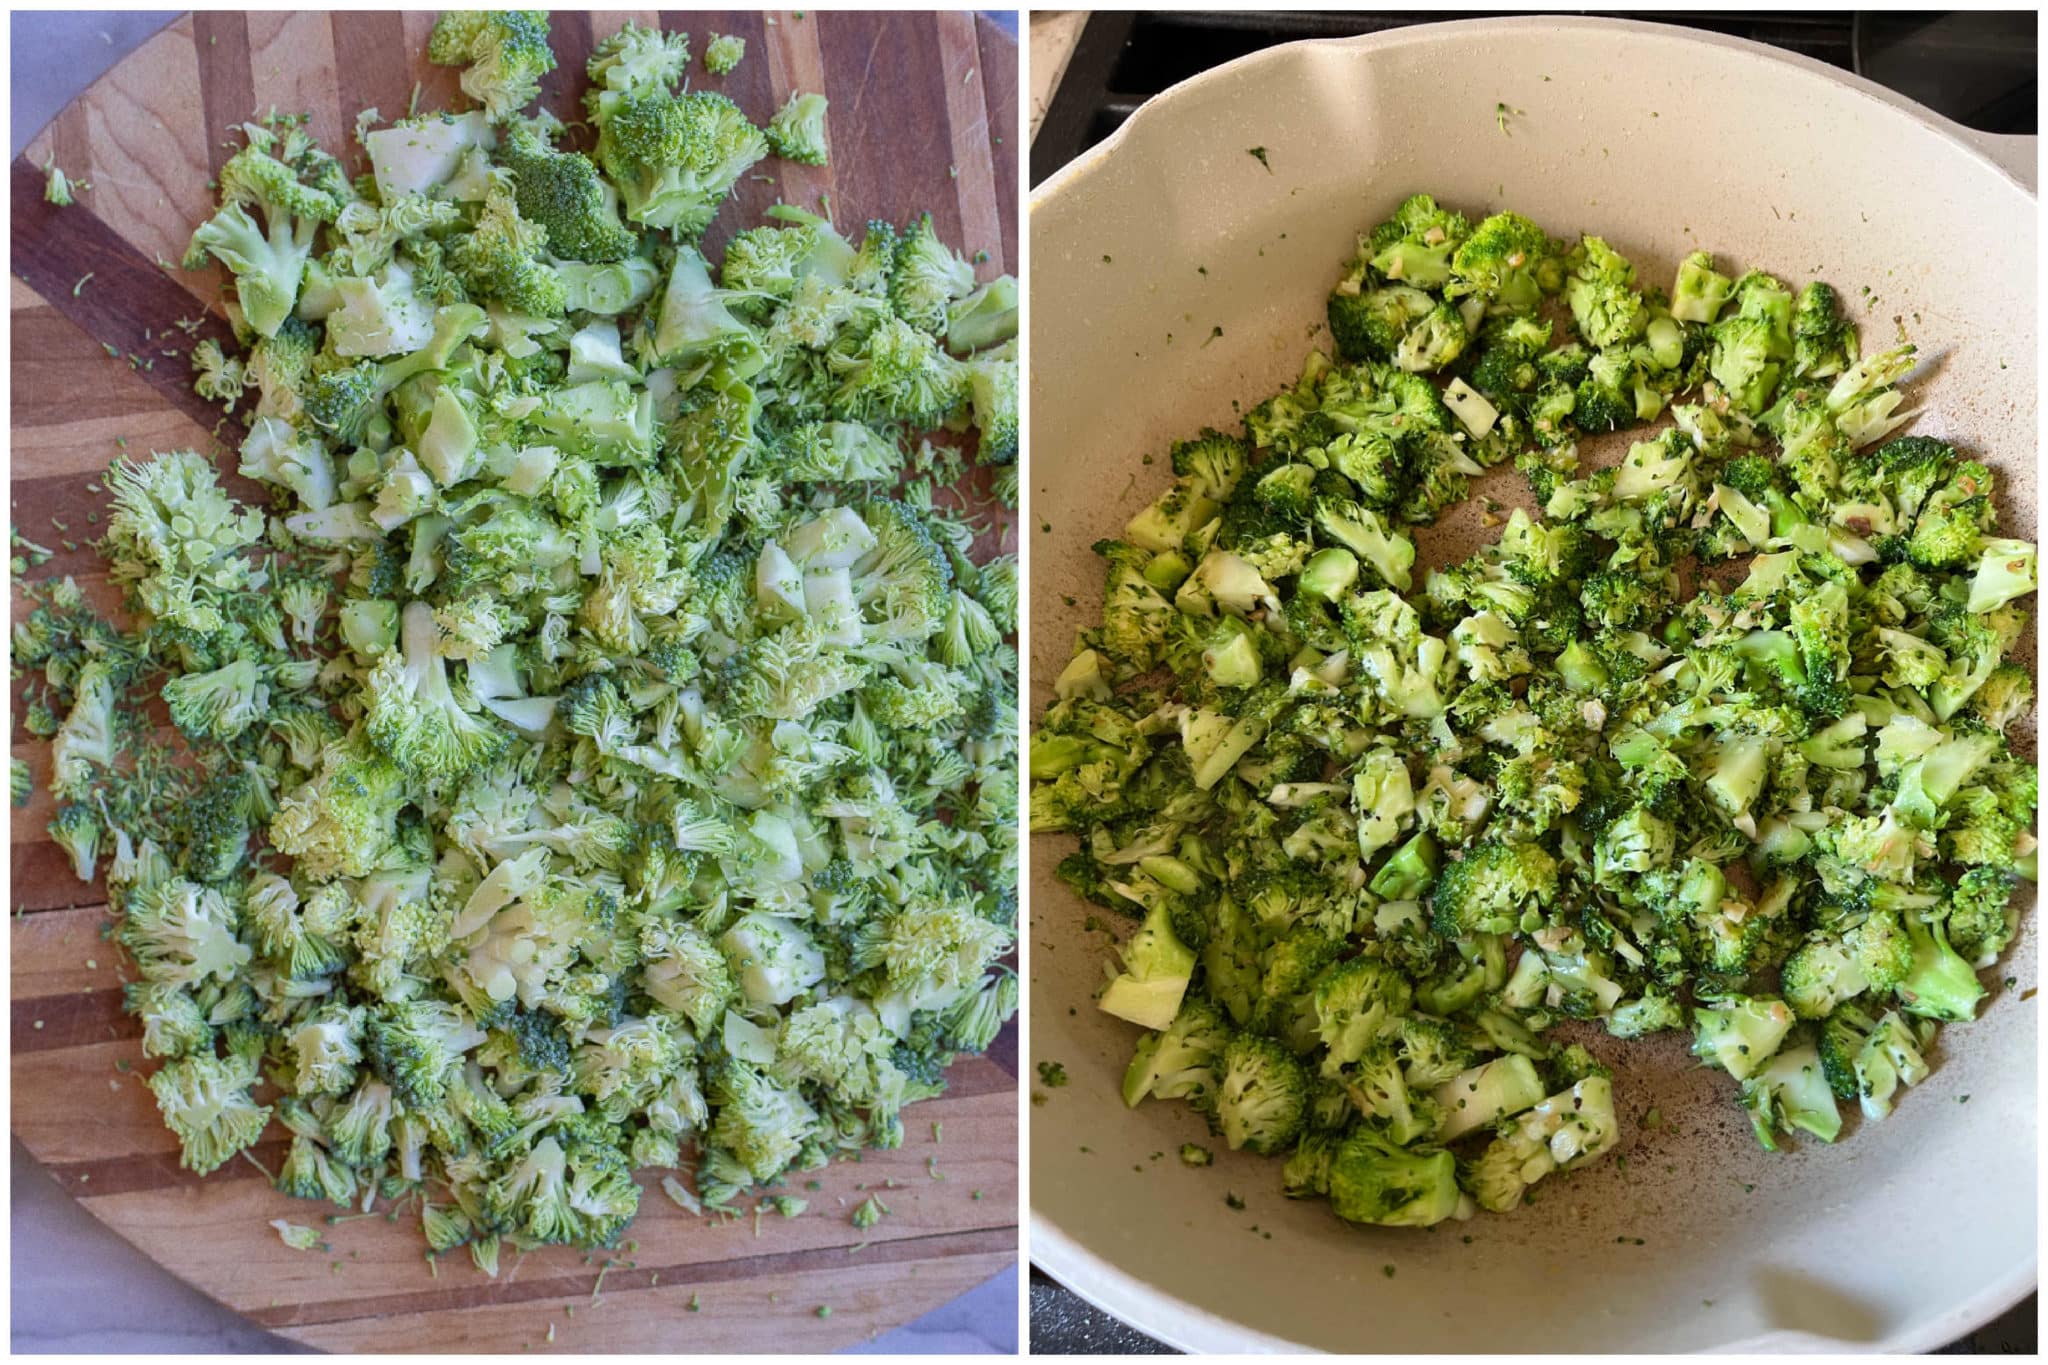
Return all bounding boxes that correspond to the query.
[429,10,556,121]
[1212,1033,1310,1155]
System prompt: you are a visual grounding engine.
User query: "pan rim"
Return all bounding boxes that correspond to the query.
[1028,14,2035,215]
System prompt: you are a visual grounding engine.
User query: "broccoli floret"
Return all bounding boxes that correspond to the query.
[428,11,556,121]
[1326,1130,1463,1227]
[1817,1004,1932,1119]
[1123,995,1234,1108]
[1791,281,1855,378]
[1328,285,1435,363]
[1211,1034,1309,1155]
[497,123,636,263]
[703,33,746,75]
[1670,250,1734,324]
[594,89,769,236]
[1461,1076,1619,1211]
[1895,911,1986,1022]
[1448,211,1561,313]
[1430,841,1558,938]
[183,128,343,336]
[1360,192,1470,287]
[148,1051,271,1175]
[765,92,830,166]
[363,601,509,786]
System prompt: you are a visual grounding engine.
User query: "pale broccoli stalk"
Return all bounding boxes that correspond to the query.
[1738,1040,1842,1150]
[1122,994,1233,1107]
[1691,996,1795,1080]
[1095,899,1195,1032]
[49,803,104,883]
[1462,1077,1620,1211]
[42,155,87,205]
[1430,1053,1547,1142]
[1818,1004,1934,1120]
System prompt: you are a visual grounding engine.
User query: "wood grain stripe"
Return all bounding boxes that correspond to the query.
[191,11,255,183]
[536,9,599,145]
[10,844,112,913]
[938,12,1003,276]
[239,1223,1016,1330]
[49,1140,274,1200]
[249,13,346,158]
[975,16,1020,276]
[280,1250,1013,1354]
[10,159,244,443]
[329,9,414,178]
[760,9,833,220]
[816,12,961,244]
[13,984,132,1054]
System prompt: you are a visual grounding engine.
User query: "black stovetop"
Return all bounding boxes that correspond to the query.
[1032,10,2037,185]
[1028,8,2039,1354]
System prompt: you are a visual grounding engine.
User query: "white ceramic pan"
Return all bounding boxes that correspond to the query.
[1028,16,2037,1353]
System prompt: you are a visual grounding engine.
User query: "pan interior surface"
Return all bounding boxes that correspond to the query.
[1028,18,2037,1354]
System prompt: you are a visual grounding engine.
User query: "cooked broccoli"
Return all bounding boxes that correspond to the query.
[1034,174,2036,1224]
[1213,1033,1310,1155]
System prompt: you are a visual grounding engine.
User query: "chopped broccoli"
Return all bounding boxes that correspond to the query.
[20,12,1019,1274]
[1034,189,2030,1234]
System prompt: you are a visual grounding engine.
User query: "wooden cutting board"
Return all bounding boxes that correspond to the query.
[11,10,1018,1353]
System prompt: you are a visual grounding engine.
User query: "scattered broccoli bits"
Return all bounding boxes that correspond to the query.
[41,155,86,206]
[15,11,1018,1267]
[1035,191,2035,1230]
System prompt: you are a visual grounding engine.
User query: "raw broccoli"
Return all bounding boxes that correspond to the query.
[703,33,746,75]
[427,10,556,121]
[766,92,831,166]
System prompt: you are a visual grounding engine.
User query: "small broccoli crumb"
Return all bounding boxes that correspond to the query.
[270,1219,324,1251]
[42,156,86,205]
[704,33,745,74]
[1036,1061,1069,1088]
[1247,146,1271,172]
